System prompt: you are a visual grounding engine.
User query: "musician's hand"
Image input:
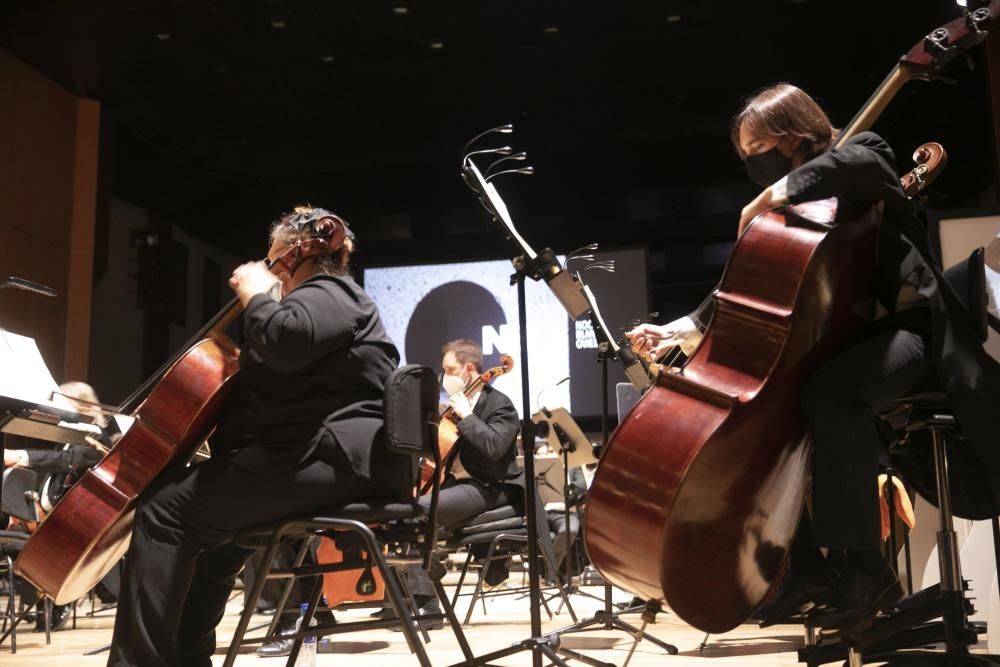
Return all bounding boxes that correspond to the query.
[739,185,788,236]
[229,261,281,307]
[626,317,697,360]
[4,449,29,467]
[448,393,475,420]
[625,322,668,356]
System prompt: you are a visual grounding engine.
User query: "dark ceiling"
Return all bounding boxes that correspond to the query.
[1,0,997,313]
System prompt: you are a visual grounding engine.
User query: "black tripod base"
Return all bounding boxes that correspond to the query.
[553,606,679,655]
[798,587,994,667]
[447,636,575,667]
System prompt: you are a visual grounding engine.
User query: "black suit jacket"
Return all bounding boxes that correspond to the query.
[453,384,521,486]
[213,274,411,497]
[785,132,1000,515]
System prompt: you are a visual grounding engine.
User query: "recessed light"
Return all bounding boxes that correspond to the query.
[156,33,171,41]
[430,41,444,50]
[321,54,335,64]
[393,6,409,15]
[270,19,287,29]
[214,64,229,74]
[667,14,681,22]
[544,26,559,34]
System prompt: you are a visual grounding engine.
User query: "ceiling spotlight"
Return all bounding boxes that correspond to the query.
[667,14,682,22]
[155,33,171,41]
[393,6,409,14]
[544,26,559,34]
[320,54,335,63]
[430,41,444,50]
[270,19,287,29]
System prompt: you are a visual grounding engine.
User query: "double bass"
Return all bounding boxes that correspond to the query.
[584,6,994,635]
[15,216,348,605]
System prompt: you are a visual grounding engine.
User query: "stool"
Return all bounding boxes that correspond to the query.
[0,530,52,653]
[799,246,1000,665]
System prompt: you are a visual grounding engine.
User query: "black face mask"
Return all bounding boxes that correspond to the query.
[745,147,793,188]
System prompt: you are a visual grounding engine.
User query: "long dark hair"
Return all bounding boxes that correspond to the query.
[730,83,836,161]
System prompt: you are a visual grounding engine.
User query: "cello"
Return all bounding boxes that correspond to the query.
[15,215,348,605]
[583,6,995,635]
[418,354,514,496]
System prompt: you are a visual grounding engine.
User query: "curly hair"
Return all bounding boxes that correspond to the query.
[269,206,354,276]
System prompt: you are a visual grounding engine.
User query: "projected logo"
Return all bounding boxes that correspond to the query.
[404,281,511,371]
[364,259,571,417]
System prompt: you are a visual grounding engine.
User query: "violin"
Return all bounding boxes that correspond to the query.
[418,355,514,495]
[15,213,349,604]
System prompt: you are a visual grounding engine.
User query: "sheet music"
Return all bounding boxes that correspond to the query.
[0,328,61,409]
[580,283,620,354]
[465,160,538,260]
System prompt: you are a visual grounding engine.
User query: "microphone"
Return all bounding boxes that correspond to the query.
[485,152,528,176]
[486,166,535,182]
[463,145,513,165]
[462,124,514,155]
[2,276,57,297]
[535,376,570,409]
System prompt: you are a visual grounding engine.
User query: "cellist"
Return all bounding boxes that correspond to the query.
[106,207,409,667]
[628,83,1000,622]
[392,339,522,626]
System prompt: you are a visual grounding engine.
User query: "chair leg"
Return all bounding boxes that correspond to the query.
[6,552,14,653]
[266,536,315,641]
[223,529,288,667]
[283,574,323,667]
[433,579,475,663]
[931,425,971,657]
[539,535,577,623]
[451,550,474,610]
[43,597,51,645]
[358,528,431,667]
[394,565,431,643]
[464,537,503,626]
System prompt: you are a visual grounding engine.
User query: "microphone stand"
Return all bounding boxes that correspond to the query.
[450,128,611,667]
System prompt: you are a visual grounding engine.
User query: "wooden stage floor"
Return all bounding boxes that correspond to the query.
[2,584,808,666]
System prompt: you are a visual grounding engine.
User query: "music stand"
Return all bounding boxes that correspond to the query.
[449,130,615,667]
[532,408,602,604]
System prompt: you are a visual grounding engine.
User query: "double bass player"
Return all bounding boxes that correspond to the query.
[628,83,1000,622]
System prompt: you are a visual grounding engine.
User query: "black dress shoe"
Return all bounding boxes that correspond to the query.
[388,602,445,631]
[34,604,71,632]
[754,570,836,625]
[811,564,903,626]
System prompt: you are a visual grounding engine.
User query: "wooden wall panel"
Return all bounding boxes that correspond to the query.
[0,47,99,386]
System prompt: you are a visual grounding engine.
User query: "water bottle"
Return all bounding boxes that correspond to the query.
[295,603,317,667]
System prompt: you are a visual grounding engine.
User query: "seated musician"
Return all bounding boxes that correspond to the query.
[396,339,523,624]
[3,381,115,630]
[106,206,409,667]
[628,83,1000,621]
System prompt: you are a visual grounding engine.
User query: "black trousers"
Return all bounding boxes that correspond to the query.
[803,326,931,551]
[405,480,514,598]
[106,453,383,667]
